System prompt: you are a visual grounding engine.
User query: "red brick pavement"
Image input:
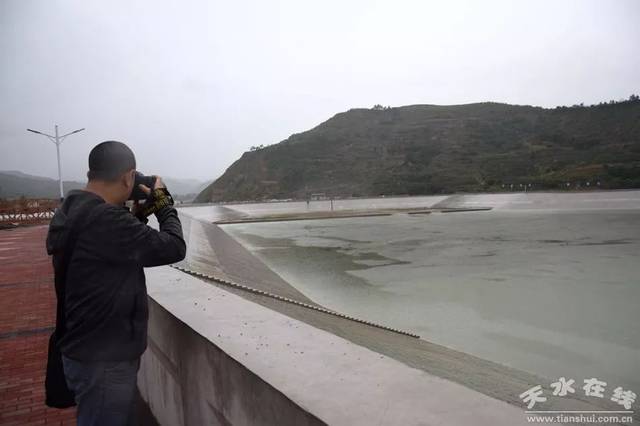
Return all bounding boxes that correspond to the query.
[0,225,76,425]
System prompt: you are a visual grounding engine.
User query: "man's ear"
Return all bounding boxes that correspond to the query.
[122,169,135,190]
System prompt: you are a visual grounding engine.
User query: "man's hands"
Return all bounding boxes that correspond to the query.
[132,176,174,221]
[137,176,165,195]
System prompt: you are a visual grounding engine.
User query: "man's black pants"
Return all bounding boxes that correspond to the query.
[62,355,140,426]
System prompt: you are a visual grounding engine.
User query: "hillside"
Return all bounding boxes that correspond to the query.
[0,171,210,201]
[196,98,640,203]
[0,171,84,199]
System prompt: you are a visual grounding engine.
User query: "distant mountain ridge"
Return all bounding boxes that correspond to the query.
[196,98,640,202]
[0,171,84,199]
[0,171,210,201]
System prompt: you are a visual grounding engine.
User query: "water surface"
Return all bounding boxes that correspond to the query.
[222,209,640,392]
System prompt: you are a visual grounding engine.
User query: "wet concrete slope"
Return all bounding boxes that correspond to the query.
[433,189,640,210]
[176,212,317,304]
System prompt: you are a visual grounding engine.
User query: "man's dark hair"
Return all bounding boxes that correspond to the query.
[87,141,136,182]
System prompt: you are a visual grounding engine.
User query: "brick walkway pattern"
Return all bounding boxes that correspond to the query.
[0,225,76,425]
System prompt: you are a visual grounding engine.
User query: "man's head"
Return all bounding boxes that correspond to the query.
[86,141,136,204]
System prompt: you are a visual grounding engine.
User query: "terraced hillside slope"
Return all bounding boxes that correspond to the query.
[196,98,640,202]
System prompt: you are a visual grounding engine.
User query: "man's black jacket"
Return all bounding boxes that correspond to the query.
[46,189,186,361]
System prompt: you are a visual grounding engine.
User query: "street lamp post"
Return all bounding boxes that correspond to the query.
[26,125,85,202]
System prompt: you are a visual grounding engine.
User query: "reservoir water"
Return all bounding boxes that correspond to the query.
[221,207,640,392]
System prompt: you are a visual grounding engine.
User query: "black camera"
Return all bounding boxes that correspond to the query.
[129,172,156,201]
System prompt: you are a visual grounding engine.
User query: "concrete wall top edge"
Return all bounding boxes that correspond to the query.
[144,265,547,426]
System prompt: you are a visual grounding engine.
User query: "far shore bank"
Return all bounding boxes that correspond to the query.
[186,188,640,208]
[179,190,640,224]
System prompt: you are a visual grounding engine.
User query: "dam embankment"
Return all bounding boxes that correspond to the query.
[138,193,640,424]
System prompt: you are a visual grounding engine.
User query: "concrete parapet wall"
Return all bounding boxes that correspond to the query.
[137,266,548,426]
[138,296,323,426]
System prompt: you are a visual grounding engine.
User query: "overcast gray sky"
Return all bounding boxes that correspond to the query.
[1,0,639,182]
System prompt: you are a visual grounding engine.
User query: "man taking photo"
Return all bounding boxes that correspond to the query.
[46,141,186,425]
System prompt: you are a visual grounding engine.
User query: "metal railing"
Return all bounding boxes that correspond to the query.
[0,199,58,225]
